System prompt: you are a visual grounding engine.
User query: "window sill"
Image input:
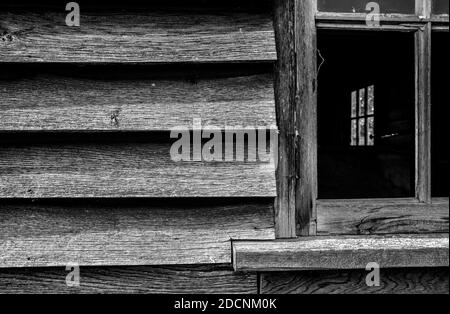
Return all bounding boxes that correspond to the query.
[232,234,449,272]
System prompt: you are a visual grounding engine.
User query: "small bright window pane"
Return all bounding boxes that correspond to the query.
[351,119,358,146]
[359,88,366,116]
[358,118,366,146]
[367,85,375,115]
[367,117,375,146]
[351,91,358,118]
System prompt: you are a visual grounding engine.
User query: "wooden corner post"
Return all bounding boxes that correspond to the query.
[274,0,318,237]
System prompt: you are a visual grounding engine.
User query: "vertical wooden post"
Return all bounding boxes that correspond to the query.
[274,0,317,237]
[415,0,432,203]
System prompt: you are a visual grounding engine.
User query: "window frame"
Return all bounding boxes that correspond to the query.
[275,0,449,237]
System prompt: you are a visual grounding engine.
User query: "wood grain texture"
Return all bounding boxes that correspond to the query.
[273,0,317,238]
[295,0,317,236]
[260,268,449,294]
[317,198,449,235]
[0,200,275,268]
[0,10,276,63]
[0,264,258,294]
[233,234,449,271]
[0,73,275,131]
[0,141,276,198]
[273,0,297,239]
[415,17,432,203]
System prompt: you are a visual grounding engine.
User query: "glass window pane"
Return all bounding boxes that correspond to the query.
[367,117,375,146]
[351,91,358,118]
[367,85,375,115]
[433,0,449,15]
[359,88,366,116]
[351,119,358,146]
[358,118,366,146]
[318,0,415,14]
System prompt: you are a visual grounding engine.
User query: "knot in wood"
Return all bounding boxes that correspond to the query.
[0,31,14,43]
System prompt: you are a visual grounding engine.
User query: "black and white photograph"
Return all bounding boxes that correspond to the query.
[0,0,448,302]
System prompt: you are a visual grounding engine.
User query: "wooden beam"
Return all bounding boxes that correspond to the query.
[233,234,449,271]
[317,198,449,235]
[415,1,432,203]
[273,0,317,238]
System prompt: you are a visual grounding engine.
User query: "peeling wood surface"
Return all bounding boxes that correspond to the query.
[0,73,275,131]
[0,141,276,198]
[0,265,258,294]
[0,200,275,268]
[0,10,276,63]
[233,234,449,271]
[260,268,449,294]
[317,198,449,235]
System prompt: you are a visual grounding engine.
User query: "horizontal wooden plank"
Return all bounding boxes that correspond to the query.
[0,199,275,268]
[317,198,449,235]
[316,22,420,31]
[0,140,276,198]
[315,12,423,22]
[260,268,449,294]
[0,264,258,294]
[0,10,276,63]
[233,234,449,271]
[0,73,275,131]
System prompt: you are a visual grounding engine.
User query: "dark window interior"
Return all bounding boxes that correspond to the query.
[431,32,449,197]
[317,30,415,199]
[433,0,449,15]
[317,0,415,14]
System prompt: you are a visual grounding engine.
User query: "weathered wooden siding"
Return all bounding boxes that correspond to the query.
[260,268,449,294]
[0,265,258,294]
[1,266,448,294]
[0,200,275,268]
[0,10,276,63]
[0,71,275,131]
[0,141,276,198]
[0,1,278,284]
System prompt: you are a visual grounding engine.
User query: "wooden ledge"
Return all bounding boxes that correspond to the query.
[232,234,449,272]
